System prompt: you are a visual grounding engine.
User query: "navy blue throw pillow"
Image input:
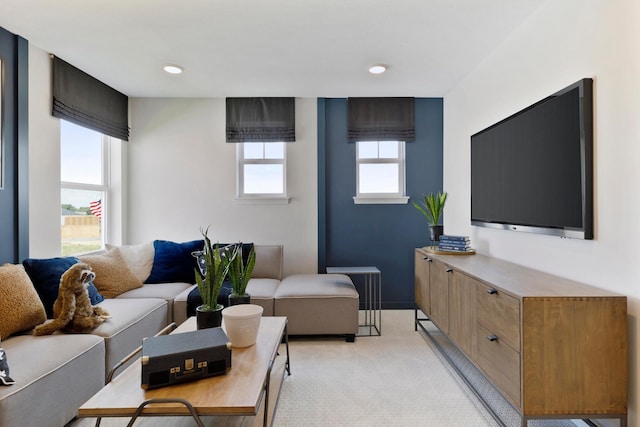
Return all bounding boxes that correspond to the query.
[22,257,104,318]
[146,240,204,284]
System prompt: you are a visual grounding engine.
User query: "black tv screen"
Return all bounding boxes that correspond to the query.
[471,78,593,239]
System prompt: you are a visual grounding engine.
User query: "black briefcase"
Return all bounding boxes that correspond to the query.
[141,327,232,390]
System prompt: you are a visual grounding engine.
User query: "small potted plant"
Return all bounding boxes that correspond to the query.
[227,243,256,306]
[192,227,237,329]
[412,191,448,245]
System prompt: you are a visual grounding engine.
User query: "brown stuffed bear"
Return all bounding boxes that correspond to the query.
[33,263,110,335]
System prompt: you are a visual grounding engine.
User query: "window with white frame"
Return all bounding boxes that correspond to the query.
[60,120,110,255]
[355,140,408,204]
[237,142,286,198]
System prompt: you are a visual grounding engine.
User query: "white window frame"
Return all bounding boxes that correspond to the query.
[61,131,110,254]
[354,140,409,205]
[236,142,289,204]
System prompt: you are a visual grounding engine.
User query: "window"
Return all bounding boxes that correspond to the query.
[60,120,109,255]
[354,140,408,204]
[237,142,287,200]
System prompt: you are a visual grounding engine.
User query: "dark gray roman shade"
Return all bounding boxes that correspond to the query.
[226,97,295,142]
[348,97,415,142]
[52,56,129,141]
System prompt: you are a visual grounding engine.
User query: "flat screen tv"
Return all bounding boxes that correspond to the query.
[471,78,593,240]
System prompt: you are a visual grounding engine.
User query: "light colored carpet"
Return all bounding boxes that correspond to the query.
[70,310,577,427]
[273,309,497,427]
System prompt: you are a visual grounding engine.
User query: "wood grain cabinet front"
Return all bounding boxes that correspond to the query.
[448,270,476,359]
[414,251,431,316]
[428,258,450,333]
[476,283,520,352]
[414,248,628,426]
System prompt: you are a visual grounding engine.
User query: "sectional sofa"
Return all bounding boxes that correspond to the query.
[0,240,358,427]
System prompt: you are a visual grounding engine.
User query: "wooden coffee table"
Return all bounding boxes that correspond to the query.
[78,316,290,427]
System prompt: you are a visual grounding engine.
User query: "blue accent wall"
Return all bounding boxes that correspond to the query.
[318,98,443,309]
[0,26,29,264]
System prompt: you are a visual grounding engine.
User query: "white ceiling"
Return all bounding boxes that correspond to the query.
[0,0,543,98]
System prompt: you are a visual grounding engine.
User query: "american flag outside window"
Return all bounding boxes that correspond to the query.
[89,199,102,219]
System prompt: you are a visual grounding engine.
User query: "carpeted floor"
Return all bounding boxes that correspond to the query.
[70,310,579,427]
[273,309,498,427]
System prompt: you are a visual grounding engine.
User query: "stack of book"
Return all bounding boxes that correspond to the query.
[438,235,471,252]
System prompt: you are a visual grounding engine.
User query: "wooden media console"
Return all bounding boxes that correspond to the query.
[414,248,628,426]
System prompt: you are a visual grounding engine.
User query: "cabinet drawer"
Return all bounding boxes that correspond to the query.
[476,283,520,351]
[476,323,521,407]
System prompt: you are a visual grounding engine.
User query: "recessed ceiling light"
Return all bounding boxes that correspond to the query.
[163,64,183,74]
[368,64,388,74]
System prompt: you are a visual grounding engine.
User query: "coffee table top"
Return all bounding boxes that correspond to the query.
[78,316,287,417]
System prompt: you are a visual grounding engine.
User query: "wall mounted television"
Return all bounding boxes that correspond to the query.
[471,78,593,240]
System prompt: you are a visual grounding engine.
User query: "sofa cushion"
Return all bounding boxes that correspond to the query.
[80,249,143,298]
[92,298,168,379]
[0,333,105,427]
[252,245,283,280]
[245,278,280,316]
[0,264,47,340]
[116,282,194,301]
[172,285,197,326]
[146,239,204,284]
[105,242,154,283]
[0,346,14,386]
[22,257,104,318]
[116,282,194,324]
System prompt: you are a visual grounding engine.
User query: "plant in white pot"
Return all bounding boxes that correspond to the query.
[227,243,256,306]
[192,227,237,329]
[412,191,448,245]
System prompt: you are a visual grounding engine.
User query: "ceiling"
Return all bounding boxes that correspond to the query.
[0,1,544,98]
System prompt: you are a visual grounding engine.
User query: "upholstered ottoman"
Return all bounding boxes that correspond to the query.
[274,274,359,342]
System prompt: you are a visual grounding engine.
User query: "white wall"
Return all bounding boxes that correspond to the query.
[127,97,318,277]
[444,0,640,425]
[28,46,61,257]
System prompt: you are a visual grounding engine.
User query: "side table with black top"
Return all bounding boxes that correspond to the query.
[326,266,381,336]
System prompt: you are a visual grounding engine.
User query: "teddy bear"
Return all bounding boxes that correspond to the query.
[33,263,110,335]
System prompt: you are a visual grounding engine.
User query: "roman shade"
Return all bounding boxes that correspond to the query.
[226,97,295,142]
[347,97,415,142]
[52,56,129,141]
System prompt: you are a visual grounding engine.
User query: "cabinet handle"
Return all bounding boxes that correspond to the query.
[486,335,498,342]
[423,257,432,262]
[486,288,498,295]
[445,268,453,273]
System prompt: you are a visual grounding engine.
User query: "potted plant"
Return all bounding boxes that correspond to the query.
[227,243,256,306]
[412,191,448,245]
[192,227,237,329]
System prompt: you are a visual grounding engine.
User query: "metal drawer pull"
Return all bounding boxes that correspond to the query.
[445,268,453,273]
[423,257,432,262]
[487,335,498,342]
[486,288,498,295]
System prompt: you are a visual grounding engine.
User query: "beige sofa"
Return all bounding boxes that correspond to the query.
[0,242,358,427]
[0,243,191,427]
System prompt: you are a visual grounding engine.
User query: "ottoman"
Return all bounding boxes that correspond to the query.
[274,274,359,342]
